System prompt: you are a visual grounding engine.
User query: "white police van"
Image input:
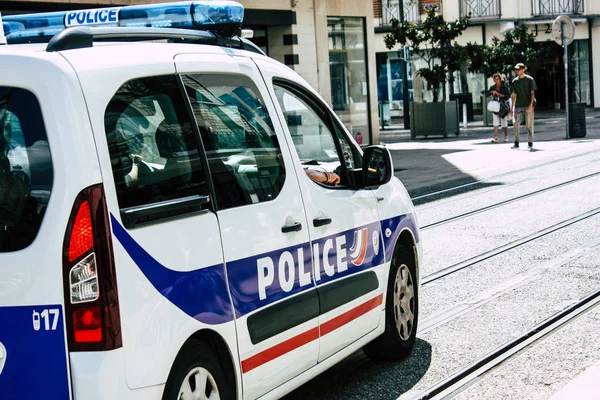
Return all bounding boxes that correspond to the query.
[0,2,421,399]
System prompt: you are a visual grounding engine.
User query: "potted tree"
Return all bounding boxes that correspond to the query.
[385,7,470,139]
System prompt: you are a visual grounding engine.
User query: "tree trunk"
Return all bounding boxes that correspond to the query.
[432,86,440,102]
[460,65,469,93]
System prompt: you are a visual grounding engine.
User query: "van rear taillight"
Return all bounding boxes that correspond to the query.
[68,201,93,262]
[63,184,122,351]
[73,306,102,342]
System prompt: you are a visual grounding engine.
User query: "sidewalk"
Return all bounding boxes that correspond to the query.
[379,107,600,199]
[379,107,600,144]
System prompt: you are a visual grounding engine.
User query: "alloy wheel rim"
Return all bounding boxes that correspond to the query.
[393,263,415,341]
[178,366,220,400]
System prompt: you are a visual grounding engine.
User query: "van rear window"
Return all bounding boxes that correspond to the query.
[0,87,53,252]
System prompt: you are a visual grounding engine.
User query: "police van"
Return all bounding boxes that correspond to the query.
[0,2,422,399]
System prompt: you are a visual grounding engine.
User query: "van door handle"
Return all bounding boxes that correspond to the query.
[313,217,332,227]
[281,222,302,233]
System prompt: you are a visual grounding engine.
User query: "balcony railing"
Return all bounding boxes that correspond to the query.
[460,0,501,19]
[532,0,584,15]
[379,0,420,26]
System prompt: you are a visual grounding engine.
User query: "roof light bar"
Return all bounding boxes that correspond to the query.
[3,0,245,43]
[4,11,66,40]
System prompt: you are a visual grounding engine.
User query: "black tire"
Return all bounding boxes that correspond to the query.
[363,244,418,361]
[162,339,233,400]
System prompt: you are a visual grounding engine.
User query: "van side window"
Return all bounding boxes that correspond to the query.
[0,87,53,252]
[104,75,209,210]
[273,83,360,186]
[182,74,285,211]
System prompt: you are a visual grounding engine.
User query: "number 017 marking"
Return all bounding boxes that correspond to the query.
[32,309,60,331]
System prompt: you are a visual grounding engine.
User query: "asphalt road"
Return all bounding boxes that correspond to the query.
[283,114,600,400]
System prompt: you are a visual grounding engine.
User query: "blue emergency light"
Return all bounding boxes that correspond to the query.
[3,0,245,43]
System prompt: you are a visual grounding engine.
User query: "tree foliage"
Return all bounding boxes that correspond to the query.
[466,24,551,82]
[384,8,471,102]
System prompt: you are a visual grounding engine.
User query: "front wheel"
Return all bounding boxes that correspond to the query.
[162,340,232,400]
[363,244,418,360]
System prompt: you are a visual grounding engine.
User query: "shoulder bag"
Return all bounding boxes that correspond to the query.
[487,97,501,113]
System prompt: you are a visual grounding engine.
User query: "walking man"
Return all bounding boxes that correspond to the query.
[511,63,537,151]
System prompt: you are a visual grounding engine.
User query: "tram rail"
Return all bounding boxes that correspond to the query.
[400,287,600,400]
[421,206,600,285]
[420,170,600,230]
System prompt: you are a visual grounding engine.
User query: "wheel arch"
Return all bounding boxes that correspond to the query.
[363,225,419,360]
[169,328,240,399]
[395,228,419,286]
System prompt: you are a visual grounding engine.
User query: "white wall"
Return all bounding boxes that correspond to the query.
[292,0,319,91]
[501,0,519,19]
[242,0,293,10]
[456,25,484,46]
[586,0,600,14]
[443,0,460,22]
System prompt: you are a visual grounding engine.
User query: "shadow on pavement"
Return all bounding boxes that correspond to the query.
[283,339,433,400]
[411,181,503,206]
[390,148,503,203]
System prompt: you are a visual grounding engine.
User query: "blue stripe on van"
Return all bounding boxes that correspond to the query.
[110,212,418,324]
[226,220,387,318]
[381,214,419,261]
[110,214,234,325]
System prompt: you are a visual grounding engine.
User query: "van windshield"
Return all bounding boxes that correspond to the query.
[0,87,53,252]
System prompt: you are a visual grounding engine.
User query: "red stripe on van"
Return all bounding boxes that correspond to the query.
[241,327,319,373]
[320,294,383,336]
[241,294,383,373]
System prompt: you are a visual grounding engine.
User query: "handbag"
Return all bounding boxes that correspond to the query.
[487,98,500,113]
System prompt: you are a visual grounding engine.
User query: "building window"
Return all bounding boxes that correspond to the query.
[327,17,370,146]
[569,39,590,106]
[376,52,414,121]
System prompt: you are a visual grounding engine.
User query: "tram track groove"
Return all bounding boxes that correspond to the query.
[420,170,600,230]
[398,287,600,400]
[421,206,600,285]
[418,235,600,334]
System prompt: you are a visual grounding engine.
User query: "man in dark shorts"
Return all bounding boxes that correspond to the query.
[511,63,537,151]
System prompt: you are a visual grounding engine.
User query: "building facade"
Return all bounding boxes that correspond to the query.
[374,0,598,119]
[0,0,381,145]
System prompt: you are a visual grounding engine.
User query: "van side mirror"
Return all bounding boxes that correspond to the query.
[362,145,393,189]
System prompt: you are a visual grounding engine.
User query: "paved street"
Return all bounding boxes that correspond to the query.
[284,112,600,400]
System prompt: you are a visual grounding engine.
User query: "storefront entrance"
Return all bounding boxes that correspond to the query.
[527,39,591,110]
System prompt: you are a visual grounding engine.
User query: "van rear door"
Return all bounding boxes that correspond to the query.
[0,53,103,400]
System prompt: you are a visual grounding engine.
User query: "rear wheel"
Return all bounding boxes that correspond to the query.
[163,339,232,400]
[363,244,418,360]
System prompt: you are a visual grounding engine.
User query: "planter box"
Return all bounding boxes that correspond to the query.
[409,100,459,139]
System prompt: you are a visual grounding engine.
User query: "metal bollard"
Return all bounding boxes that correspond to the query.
[463,103,468,129]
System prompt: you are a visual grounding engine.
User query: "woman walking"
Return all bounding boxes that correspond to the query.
[488,73,511,143]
